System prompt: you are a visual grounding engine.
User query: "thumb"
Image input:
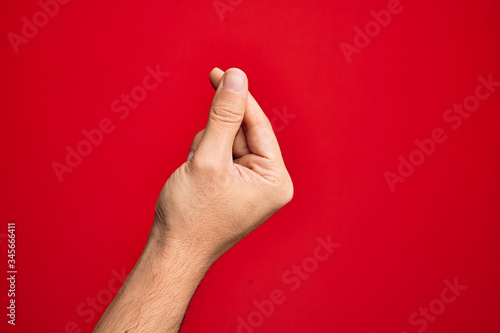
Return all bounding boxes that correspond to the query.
[197,68,248,163]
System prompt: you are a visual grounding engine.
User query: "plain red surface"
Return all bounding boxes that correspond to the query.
[1,0,500,332]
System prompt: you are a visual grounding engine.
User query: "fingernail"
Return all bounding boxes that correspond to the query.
[223,70,245,91]
[187,151,194,161]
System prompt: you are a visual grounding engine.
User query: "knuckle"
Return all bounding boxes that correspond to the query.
[191,157,229,184]
[277,177,294,206]
[194,130,205,142]
[210,103,243,124]
[193,157,220,174]
[190,157,229,194]
[190,129,205,150]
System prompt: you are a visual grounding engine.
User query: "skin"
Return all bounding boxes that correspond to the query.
[93,67,293,332]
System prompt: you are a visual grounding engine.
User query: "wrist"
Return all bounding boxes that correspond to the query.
[95,226,213,333]
[146,224,215,278]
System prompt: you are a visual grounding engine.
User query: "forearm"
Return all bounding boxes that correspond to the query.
[94,67,292,332]
[94,232,212,333]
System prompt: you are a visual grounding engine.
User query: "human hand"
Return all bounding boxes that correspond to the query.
[94,68,293,333]
[151,67,293,262]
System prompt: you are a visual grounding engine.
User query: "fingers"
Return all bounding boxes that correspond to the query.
[197,68,248,164]
[233,127,250,158]
[209,68,283,161]
[209,67,223,90]
[188,128,249,161]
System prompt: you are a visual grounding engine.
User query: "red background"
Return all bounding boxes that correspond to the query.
[1,0,500,332]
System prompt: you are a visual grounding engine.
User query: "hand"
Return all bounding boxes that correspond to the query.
[94,67,293,333]
[151,67,293,262]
